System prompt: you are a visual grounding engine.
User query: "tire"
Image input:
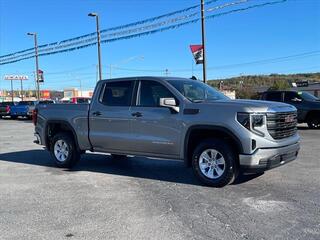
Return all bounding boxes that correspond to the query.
[192,139,238,187]
[307,114,320,129]
[50,133,80,168]
[11,116,17,120]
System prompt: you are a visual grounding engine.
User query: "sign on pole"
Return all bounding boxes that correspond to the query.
[190,45,204,65]
[38,69,44,83]
[4,75,29,80]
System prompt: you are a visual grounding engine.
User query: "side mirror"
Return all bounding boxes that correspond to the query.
[291,97,302,102]
[159,98,179,113]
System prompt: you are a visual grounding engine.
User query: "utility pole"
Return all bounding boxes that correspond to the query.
[11,79,14,102]
[27,32,40,100]
[88,13,103,81]
[96,64,99,82]
[20,79,24,101]
[79,78,83,97]
[191,60,194,77]
[201,0,207,83]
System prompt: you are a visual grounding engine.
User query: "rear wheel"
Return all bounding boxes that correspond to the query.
[192,139,238,187]
[307,113,320,129]
[50,133,80,168]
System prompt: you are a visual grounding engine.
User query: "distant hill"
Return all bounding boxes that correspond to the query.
[207,72,320,99]
[208,72,320,88]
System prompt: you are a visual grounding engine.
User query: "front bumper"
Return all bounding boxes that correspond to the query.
[239,142,300,173]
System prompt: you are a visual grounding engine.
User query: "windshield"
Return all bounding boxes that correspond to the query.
[298,92,319,101]
[167,79,229,102]
[0,102,15,106]
[38,100,54,104]
[18,101,34,106]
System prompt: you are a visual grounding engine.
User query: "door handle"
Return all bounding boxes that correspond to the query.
[92,111,102,116]
[131,112,143,117]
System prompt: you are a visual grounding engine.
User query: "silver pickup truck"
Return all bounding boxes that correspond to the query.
[34,77,300,187]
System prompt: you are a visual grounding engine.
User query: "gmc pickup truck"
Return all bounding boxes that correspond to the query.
[34,77,300,187]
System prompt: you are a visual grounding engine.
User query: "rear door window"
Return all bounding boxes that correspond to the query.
[100,81,134,106]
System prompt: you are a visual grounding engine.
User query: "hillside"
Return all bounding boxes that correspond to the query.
[208,73,320,88]
[207,72,320,99]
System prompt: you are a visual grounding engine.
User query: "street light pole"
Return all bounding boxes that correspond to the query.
[201,0,207,83]
[88,13,102,81]
[11,79,14,102]
[27,32,40,100]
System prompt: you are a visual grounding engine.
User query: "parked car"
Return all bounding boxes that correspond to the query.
[0,101,16,118]
[260,90,320,129]
[10,101,36,119]
[34,77,300,187]
[70,97,91,104]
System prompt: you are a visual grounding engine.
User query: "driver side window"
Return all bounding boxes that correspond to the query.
[284,92,301,102]
[138,80,176,107]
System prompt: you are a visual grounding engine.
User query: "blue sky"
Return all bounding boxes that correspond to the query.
[0,0,319,91]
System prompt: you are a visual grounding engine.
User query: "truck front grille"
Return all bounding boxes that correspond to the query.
[267,111,297,140]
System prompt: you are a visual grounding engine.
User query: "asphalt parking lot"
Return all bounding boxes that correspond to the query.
[0,119,319,240]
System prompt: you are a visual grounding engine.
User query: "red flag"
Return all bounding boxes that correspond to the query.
[37,69,44,83]
[190,45,204,64]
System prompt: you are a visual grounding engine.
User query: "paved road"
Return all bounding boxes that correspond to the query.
[0,119,319,240]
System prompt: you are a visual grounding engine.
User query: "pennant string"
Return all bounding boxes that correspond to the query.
[0,0,287,65]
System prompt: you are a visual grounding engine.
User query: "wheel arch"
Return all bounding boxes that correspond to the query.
[306,110,320,120]
[44,120,80,151]
[183,125,243,167]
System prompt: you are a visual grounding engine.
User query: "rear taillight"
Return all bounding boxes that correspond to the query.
[32,109,38,126]
[6,106,10,114]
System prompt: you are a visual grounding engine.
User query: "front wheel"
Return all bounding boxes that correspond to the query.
[192,139,238,187]
[50,133,80,168]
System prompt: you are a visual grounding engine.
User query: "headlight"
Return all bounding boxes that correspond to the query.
[237,113,250,130]
[251,114,264,128]
[237,113,265,136]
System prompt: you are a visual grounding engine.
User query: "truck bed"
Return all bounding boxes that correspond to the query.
[36,104,91,150]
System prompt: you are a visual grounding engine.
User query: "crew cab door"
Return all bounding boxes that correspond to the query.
[130,79,183,157]
[89,80,136,152]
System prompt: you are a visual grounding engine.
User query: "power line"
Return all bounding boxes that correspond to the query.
[0,0,287,65]
[1,0,220,59]
[108,50,320,73]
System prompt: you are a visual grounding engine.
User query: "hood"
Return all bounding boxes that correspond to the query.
[196,99,296,113]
